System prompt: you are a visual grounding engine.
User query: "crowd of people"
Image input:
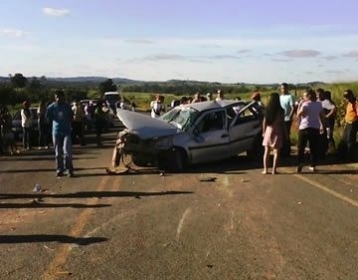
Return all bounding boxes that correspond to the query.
[262,84,357,174]
[1,85,358,176]
[149,89,236,119]
[0,90,115,177]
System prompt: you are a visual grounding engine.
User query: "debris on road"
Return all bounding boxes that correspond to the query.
[159,172,165,176]
[55,271,73,276]
[43,245,54,251]
[33,183,42,192]
[105,167,129,175]
[297,201,303,205]
[199,177,217,182]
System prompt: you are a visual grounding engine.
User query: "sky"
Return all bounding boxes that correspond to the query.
[1,0,358,84]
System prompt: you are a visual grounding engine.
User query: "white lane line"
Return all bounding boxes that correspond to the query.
[176,208,191,242]
[282,168,358,208]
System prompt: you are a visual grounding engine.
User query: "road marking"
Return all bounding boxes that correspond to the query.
[282,169,358,208]
[83,176,122,237]
[176,208,191,242]
[224,210,235,236]
[41,175,110,280]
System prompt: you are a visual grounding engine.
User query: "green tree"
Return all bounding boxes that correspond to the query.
[98,79,117,96]
[11,73,28,89]
[29,77,42,91]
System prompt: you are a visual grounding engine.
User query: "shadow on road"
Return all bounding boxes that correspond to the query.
[0,234,108,245]
[0,156,97,162]
[0,190,193,200]
[0,166,107,174]
[0,202,111,209]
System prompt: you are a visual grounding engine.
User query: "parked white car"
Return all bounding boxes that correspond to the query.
[116,100,264,172]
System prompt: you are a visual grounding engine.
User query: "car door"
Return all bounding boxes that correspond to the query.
[188,109,230,164]
[228,102,262,156]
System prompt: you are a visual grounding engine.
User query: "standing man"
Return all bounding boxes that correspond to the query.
[21,101,32,151]
[339,90,358,162]
[279,83,296,157]
[46,90,74,177]
[71,100,86,146]
[150,95,165,118]
[215,89,224,101]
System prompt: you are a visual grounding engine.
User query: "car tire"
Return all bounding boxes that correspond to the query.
[166,147,187,173]
[132,155,152,167]
[246,134,264,160]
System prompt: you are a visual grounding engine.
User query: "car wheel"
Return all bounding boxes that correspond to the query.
[246,134,263,160]
[132,155,151,167]
[166,148,187,173]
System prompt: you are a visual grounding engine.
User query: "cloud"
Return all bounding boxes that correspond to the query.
[326,70,343,74]
[98,37,283,49]
[42,8,70,17]
[209,55,241,60]
[271,58,292,62]
[322,55,337,61]
[144,54,186,61]
[280,49,321,58]
[237,49,250,53]
[343,51,358,57]
[126,54,192,63]
[124,39,153,44]
[0,28,26,38]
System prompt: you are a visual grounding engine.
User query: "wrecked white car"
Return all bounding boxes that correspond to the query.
[115,100,264,172]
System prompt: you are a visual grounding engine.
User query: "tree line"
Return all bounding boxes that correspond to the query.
[1,73,309,107]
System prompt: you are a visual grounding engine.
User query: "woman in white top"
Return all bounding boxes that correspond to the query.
[296,88,325,173]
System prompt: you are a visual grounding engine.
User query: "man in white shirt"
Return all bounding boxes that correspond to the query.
[150,95,165,118]
[279,83,296,157]
[215,89,224,101]
[21,100,32,150]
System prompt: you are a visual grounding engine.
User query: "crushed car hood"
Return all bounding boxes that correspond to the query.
[116,109,178,139]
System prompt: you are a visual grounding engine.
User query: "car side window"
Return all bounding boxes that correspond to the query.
[195,111,226,134]
[234,107,257,125]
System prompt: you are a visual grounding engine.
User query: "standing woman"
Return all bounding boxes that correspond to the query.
[296,88,325,173]
[262,92,286,175]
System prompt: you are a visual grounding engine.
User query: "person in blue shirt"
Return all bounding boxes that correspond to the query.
[279,83,296,157]
[46,90,74,177]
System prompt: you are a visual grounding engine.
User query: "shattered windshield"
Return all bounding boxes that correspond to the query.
[160,106,199,131]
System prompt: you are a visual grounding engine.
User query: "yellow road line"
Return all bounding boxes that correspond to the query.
[282,168,358,208]
[41,175,110,280]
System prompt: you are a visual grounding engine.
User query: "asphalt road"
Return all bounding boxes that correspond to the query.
[1,120,358,280]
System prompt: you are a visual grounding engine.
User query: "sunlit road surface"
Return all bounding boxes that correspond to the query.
[1,122,357,280]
